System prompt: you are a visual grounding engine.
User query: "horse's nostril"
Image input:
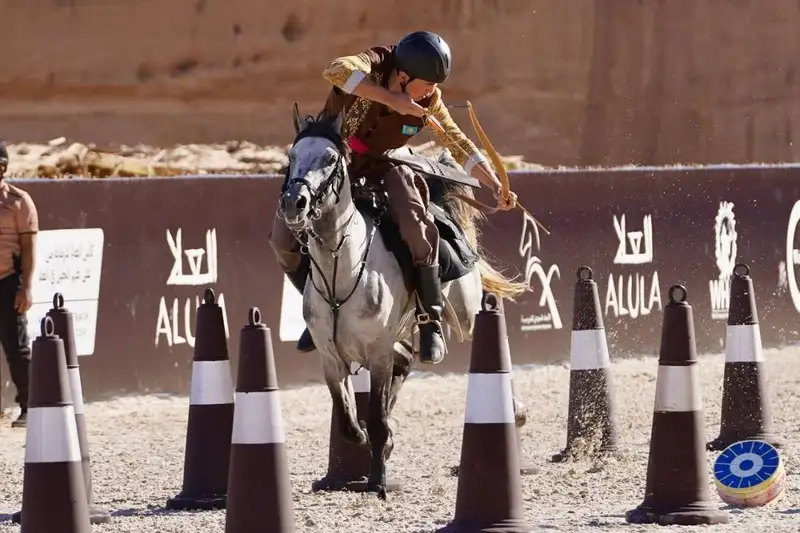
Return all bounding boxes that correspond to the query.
[295,196,307,210]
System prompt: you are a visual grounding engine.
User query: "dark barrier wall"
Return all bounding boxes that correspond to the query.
[3,166,800,407]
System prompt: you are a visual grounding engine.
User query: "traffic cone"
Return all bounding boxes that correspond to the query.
[437,293,534,533]
[18,316,91,533]
[225,308,295,533]
[626,285,729,526]
[50,293,111,523]
[452,331,538,477]
[708,263,783,451]
[552,266,618,462]
[312,363,402,492]
[12,293,111,525]
[167,288,234,510]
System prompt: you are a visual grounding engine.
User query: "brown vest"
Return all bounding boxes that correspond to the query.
[322,45,433,156]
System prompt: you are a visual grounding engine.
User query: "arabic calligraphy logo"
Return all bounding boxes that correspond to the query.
[714,202,737,280]
[613,214,653,265]
[518,212,562,331]
[166,228,218,286]
[785,201,800,313]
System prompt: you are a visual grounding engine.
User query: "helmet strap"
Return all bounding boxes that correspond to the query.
[396,68,416,94]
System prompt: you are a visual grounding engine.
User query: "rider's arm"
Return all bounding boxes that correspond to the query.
[322,49,396,107]
[427,90,502,192]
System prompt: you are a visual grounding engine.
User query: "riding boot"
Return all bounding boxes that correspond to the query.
[286,256,316,353]
[414,264,446,365]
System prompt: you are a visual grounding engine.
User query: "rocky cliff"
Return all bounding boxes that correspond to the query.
[2,0,799,167]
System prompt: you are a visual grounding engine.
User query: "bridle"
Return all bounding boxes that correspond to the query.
[279,129,379,346]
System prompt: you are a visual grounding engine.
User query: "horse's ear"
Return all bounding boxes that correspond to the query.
[292,102,305,134]
[332,110,344,136]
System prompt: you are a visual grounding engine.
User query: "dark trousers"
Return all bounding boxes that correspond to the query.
[0,274,30,408]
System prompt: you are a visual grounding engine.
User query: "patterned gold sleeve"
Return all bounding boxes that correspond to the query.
[322,52,374,94]
[427,90,489,174]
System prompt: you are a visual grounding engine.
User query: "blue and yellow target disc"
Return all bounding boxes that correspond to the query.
[713,440,785,507]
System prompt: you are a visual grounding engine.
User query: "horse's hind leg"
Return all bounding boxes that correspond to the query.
[383,344,413,461]
[365,354,395,500]
[389,342,413,412]
[321,355,368,447]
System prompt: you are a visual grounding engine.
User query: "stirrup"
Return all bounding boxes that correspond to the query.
[412,312,448,361]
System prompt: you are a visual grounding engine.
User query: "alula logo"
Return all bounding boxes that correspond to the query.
[709,201,737,320]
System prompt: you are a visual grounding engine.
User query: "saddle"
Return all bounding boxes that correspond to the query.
[350,174,479,291]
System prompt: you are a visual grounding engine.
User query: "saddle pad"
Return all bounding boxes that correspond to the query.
[382,150,481,189]
[351,196,479,289]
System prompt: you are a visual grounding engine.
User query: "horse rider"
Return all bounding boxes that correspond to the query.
[269,30,517,364]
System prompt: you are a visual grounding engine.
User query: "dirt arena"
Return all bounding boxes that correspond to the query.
[0,346,796,533]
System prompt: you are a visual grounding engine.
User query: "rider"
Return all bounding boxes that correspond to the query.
[269,30,517,364]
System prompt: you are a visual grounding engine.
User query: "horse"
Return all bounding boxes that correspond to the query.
[278,106,529,500]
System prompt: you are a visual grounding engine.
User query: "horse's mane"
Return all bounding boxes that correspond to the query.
[293,111,352,160]
[280,111,351,178]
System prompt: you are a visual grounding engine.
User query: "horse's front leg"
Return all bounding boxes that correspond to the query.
[365,356,394,500]
[321,354,368,447]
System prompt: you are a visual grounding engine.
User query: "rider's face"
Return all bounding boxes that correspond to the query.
[400,73,438,101]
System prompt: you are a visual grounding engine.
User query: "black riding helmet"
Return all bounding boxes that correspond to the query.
[394,31,452,84]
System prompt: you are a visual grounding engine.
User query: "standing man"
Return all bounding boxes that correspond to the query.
[0,143,38,428]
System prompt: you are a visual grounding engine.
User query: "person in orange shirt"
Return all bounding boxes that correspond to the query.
[0,144,38,428]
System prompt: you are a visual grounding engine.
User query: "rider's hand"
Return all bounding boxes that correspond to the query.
[386,92,427,118]
[492,183,518,211]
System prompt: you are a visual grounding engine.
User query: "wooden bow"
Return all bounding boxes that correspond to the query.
[423,101,549,235]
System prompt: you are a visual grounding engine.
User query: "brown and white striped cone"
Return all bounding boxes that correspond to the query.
[18,316,91,533]
[12,293,111,525]
[437,293,534,533]
[50,293,110,523]
[707,263,783,451]
[225,308,295,533]
[552,266,618,462]
[626,285,729,526]
[167,288,234,511]
[451,329,538,477]
[311,362,401,493]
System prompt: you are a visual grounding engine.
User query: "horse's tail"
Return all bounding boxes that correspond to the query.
[476,256,529,301]
[430,149,529,302]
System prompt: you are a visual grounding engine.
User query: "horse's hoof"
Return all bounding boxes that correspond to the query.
[366,483,388,500]
[366,477,388,500]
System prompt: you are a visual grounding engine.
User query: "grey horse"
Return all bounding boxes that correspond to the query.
[279,107,528,499]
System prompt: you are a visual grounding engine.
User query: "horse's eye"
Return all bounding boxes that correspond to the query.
[327,154,337,166]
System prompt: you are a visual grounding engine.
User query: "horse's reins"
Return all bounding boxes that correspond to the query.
[281,151,378,346]
[422,101,550,236]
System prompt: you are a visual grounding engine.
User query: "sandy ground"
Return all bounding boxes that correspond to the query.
[0,347,797,533]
